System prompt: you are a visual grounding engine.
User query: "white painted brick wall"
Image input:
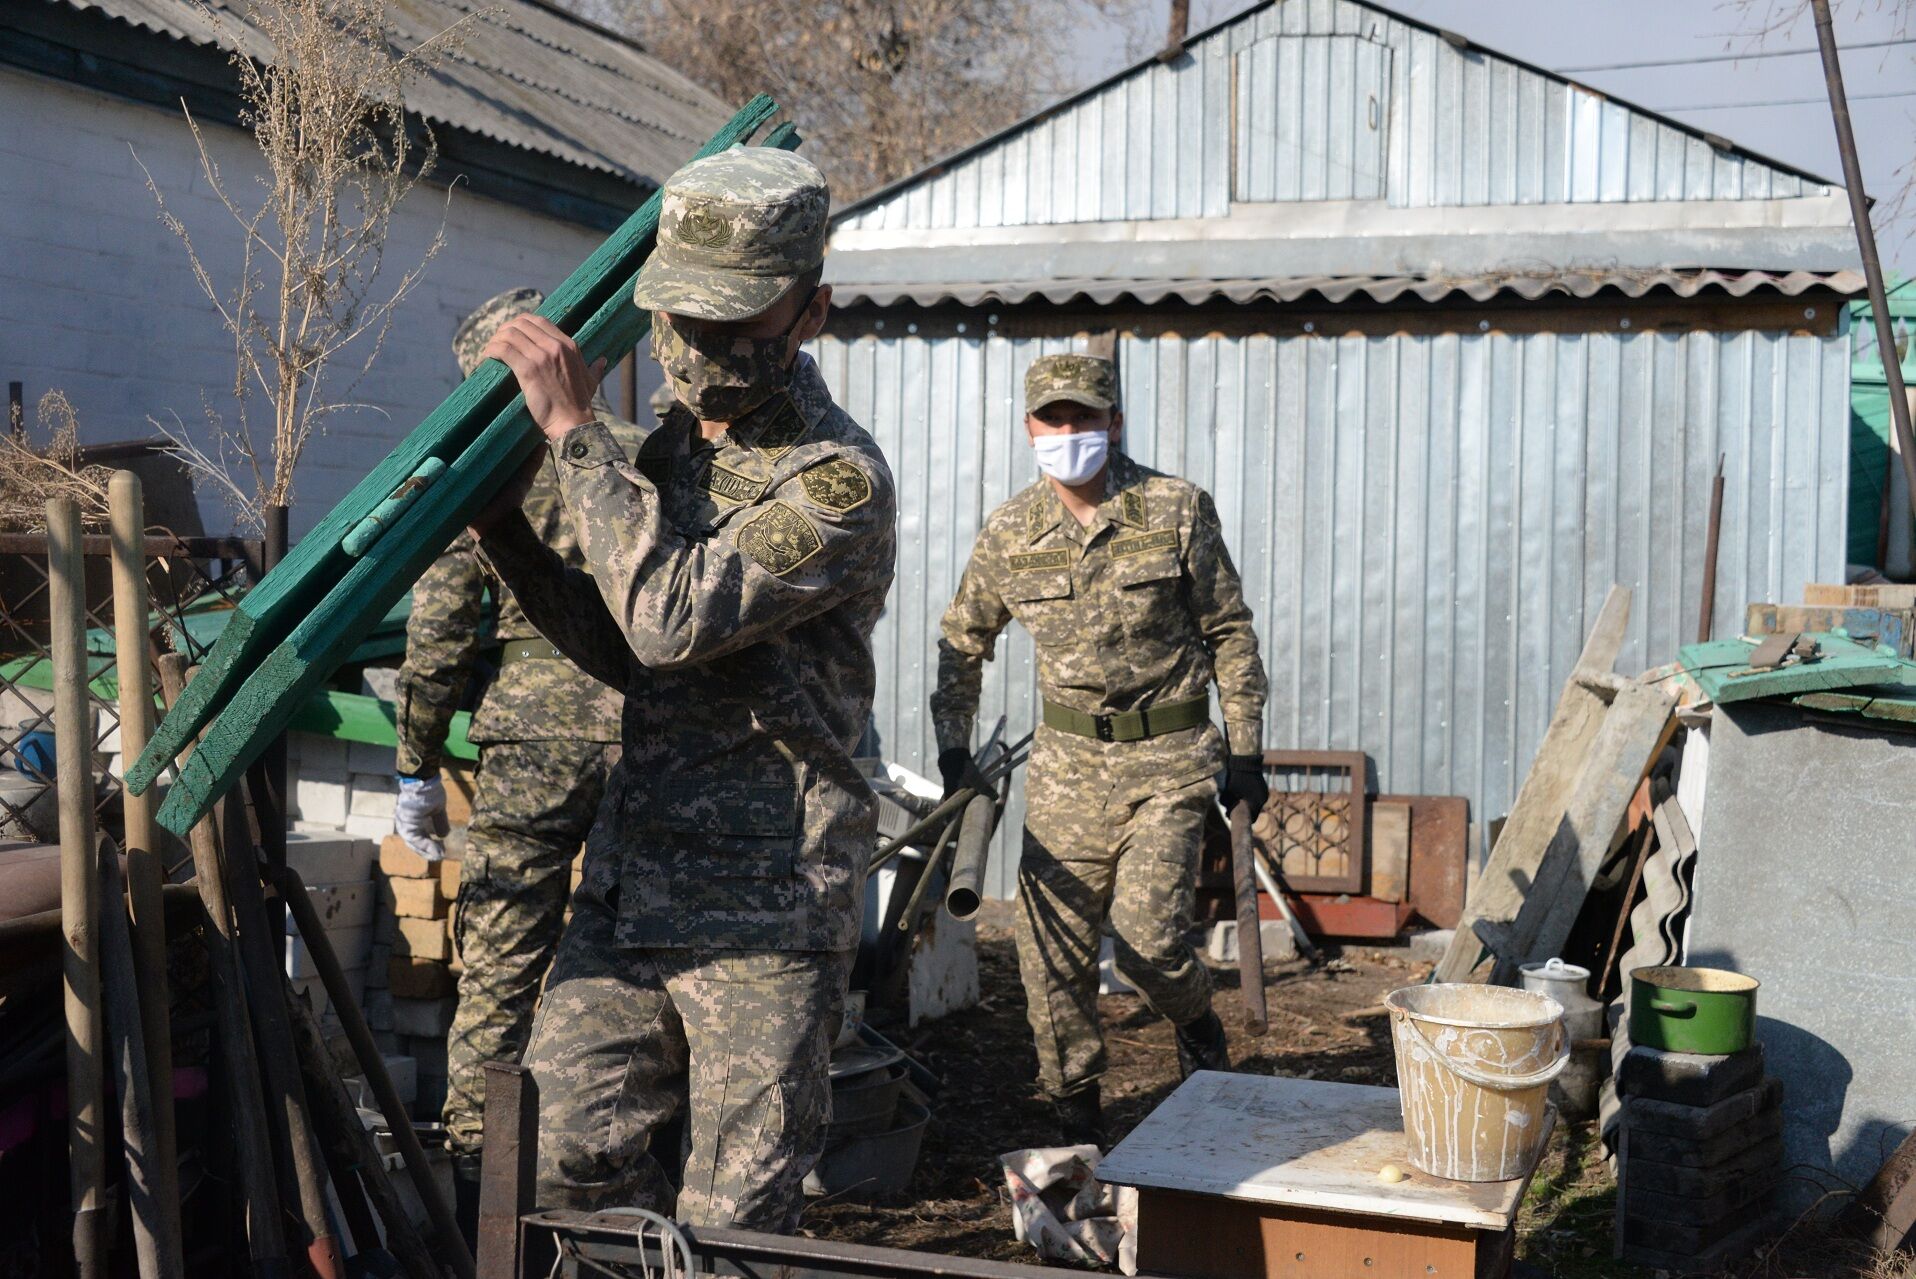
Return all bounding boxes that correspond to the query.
[0,66,663,539]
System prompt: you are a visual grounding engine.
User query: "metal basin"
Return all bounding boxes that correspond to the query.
[804,1095,929,1202]
[826,1062,906,1143]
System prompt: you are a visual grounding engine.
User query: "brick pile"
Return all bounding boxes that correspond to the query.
[365,835,463,1117]
[1617,1044,1781,1271]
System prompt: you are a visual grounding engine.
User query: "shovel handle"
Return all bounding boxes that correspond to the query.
[1231,799,1267,1035]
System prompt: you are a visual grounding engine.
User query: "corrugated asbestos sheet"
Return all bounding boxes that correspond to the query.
[812,324,1852,899]
[837,0,1829,233]
[832,270,1866,311]
[57,0,728,184]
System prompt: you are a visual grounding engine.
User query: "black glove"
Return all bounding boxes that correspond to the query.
[938,747,988,801]
[1219,755,1269,817]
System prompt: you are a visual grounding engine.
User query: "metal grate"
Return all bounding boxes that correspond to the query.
[1254,749,1370,895]
[0,530,260,869]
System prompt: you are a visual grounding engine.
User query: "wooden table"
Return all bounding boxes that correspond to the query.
[1098,1072,1553,1279]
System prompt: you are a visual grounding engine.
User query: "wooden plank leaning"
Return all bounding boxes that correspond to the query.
[49,497,107,1279]
[107,471,184,1276]
[1435,585,1632,984]
[1488,677,1677,985]
[128,97,789,836]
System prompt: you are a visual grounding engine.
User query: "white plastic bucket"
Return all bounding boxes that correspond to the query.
[1385,984,1567,1181]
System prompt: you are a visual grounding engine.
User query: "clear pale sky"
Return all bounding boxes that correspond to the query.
[1078,0,1916,274]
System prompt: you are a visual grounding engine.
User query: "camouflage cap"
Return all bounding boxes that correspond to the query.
[1025,354,1118,414]
[453,287,545,376]
[632,147,829,323]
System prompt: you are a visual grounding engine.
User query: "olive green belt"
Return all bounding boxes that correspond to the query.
[499,638,564,664]
[1041,694,1209,743]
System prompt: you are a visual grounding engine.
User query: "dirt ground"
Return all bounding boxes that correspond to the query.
[800,907,1913,1279]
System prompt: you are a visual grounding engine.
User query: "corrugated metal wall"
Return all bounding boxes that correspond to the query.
[838,0,1822,233]
[813,321,1851,899]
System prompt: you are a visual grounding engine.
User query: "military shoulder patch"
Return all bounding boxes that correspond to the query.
[1110,528,1179,559]
[798,457,872,513]
[700,460,768,505]
[737,501,823,576]
[1008,548,1071,572]
[1122,489,1146,527]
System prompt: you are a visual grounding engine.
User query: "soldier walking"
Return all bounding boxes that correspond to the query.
[467,148,896,1230]
[389,287,643,1237]
[930,354,1270,1147]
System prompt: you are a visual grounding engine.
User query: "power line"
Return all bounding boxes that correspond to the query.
[1558,35,1916,73]
[1656,87,1916,111]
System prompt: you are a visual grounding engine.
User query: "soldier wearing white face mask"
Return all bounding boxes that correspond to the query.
[929,354,1270,1146]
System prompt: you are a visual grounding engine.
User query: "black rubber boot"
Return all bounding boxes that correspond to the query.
[1175,1009,1230,1079]
[453,1161,483,1257]
[1052,1084,1105,1149]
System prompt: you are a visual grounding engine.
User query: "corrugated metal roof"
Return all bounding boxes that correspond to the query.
[829,269,1867,310]
[56,0,729,185]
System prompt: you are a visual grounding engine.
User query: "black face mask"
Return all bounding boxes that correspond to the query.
[653,298,812,421]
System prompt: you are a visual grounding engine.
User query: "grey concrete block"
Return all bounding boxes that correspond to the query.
[1205,918,1298,964]
[1626,1078,1781,1141]
[1623,1136,1783,1197]
[1408,928,1455,964]
[1626,1104,1781,1167]
[1623,1205,1776,1262]
[1625,1167,1776,1225]
[347,740,397,775]
[1618,1043,1765,1108]
[391,996,456,1038]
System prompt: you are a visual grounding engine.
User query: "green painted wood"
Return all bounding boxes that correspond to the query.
[1679,634,1912,705]
[146,116,803,836]
[1791,689,1916,725]
[131,95,781,803]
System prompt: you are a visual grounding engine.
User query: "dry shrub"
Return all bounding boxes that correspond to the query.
[137,0,472,532]
[598,0,1152,200]
[0,392,113,532]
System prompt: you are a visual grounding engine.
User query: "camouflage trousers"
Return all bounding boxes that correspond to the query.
[443,738,620,1165]
[523,887,852,1230]
[1015,736,1216,1099]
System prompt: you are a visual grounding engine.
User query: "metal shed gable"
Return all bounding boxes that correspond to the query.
[834,0,1837,234]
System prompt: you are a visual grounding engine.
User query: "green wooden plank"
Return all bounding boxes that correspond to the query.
[131,95,780,793]
[149,120,804,835]
[1679,634,1914,705]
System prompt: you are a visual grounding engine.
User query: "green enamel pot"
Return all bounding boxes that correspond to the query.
[1629,966,1759,1055]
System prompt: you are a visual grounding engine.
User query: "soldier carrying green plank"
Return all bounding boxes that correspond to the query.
[387,286,644,1238]
[466,147,896,1230]
[930,353,1271,1147]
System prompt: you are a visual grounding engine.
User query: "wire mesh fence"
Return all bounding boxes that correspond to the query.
[0,528,261,868]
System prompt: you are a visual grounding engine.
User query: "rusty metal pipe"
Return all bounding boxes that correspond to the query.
[943,793,998,921]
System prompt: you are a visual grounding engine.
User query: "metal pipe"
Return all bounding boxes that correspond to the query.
[100,844,181,1279]
[867,735,1031,872]
[108,471,183,1265]
[50,496,107,1278]
[220,792,344,1279]
[155,654,289,1274]
[893,810,964,932]
[283,971,441,1279]
[272,862,477,1279]
[943,793,997,921]
[1813,0,1916,536]
[1697,455,1725,642]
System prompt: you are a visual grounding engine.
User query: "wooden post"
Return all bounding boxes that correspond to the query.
[108,472,184,1268]
[100,844,183,1279]
[155,654,290,1275]
[476,1063,539,1279]
[50,496,107,1278]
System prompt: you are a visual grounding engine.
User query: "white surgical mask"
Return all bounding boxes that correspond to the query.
[1031,430,1109,485]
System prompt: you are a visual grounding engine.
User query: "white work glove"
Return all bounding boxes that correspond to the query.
[394,773,447,862]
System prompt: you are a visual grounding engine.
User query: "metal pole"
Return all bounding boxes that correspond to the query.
[107,472,183,1268]
[254,505,290,941]
[50,496,107,1278]
[1813,0,1916,536]
[8,381,22,439]
[1697,455,1725,643]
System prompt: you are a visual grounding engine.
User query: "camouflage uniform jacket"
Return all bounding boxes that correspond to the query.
[480,355,897,952]
[932,451,1268,788]
[393,413,643,775]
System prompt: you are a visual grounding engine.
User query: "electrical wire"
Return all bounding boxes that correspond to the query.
[1557,35,1916,73]
[1654,87,1916,111]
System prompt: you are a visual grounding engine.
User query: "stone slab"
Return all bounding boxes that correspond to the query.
[1618,1044,1765,1108]
[283,831,374,886]
[1626,1078,1781,1141]
[1625,1167,1777,1224]
[390,878,447,919]
[394,916,450,962]
[1623,1135,1783,1197]
[379,835,439,880]
[1623,1206,1776,1262]
[1688,701,1916,1215]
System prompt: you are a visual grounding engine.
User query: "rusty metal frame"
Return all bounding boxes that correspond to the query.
[1257,749,1370,895]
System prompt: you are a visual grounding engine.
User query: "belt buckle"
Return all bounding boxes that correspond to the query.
[1094,715,1114,742]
